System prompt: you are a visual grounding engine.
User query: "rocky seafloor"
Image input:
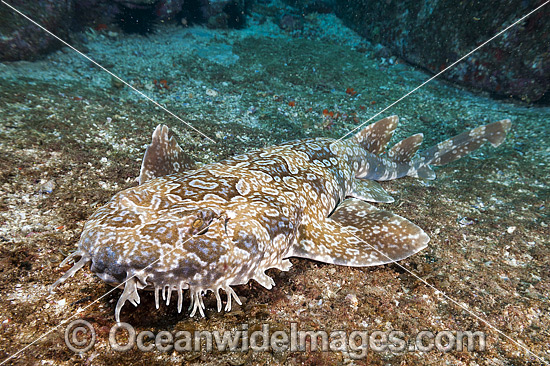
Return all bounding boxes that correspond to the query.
[0,4,549,366]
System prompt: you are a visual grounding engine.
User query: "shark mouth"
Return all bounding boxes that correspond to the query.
[50,249,243,322]
[114,275,242,322]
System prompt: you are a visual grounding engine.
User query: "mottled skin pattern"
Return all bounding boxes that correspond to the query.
[52,116,512,322]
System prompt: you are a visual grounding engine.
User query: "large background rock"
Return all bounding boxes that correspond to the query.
[0,0,74,62]
[334,0,550,102]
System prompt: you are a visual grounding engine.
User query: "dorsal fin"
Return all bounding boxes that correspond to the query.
[352,115,398,155]
[138,124,195,185]
[387,133,423,163]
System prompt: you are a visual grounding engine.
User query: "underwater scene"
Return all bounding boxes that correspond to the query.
[0,0,549,365]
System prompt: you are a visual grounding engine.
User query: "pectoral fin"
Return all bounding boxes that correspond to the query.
[289,199,428,266]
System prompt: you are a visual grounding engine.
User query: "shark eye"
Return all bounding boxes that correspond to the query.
[186,208,218,236]
[190,216,209,235]
[192,218,204,229]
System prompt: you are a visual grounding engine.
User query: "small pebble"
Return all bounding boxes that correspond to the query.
[40,179,55,194]
[345,293,358,310]
[206,89,218,97]
[21,225,33,235]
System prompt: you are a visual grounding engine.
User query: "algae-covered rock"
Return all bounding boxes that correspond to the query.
[0,0,74,61]
[334,0,550,102]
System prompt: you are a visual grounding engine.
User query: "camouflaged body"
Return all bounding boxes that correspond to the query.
[53,116,512,322]
[84,138,355,315]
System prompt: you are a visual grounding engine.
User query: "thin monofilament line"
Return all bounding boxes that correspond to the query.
[0,0,216,143]
[337,0,550,142]
[0,221,218,365]
[338,224,548,364]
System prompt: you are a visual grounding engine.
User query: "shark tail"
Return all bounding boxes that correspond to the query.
[410,119,512,179]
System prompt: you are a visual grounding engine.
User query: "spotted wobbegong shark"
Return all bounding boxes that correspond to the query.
[52,116,511,322]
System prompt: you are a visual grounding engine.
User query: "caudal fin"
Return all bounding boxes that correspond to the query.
[419,119,511,167]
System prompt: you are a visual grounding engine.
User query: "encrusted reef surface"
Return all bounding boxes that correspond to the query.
[0,1,549,365]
